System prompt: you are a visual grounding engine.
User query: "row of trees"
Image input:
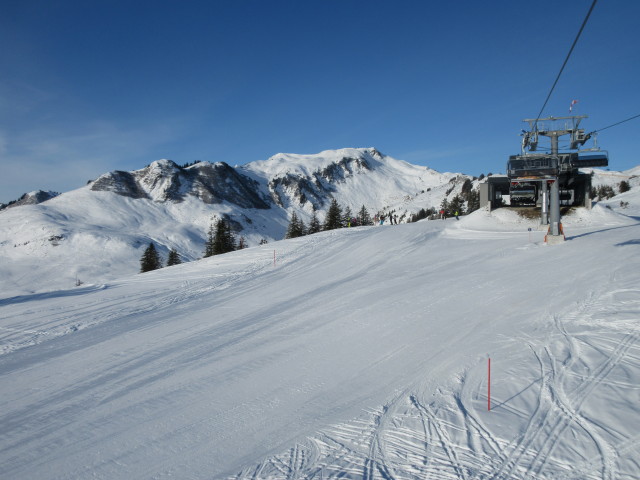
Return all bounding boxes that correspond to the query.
[140,243,182,273]
[409,181,481,222]
[141,201,370,274]
[591,181,631,200]
[285,199,373,239]
[140,182,486,272]
[140,217,250,273]
[140,176,632,273]
[203,218,247,257]
[409,207,436,222]
[431,183,481,221]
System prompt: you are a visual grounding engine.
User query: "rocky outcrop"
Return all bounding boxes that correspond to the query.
[89,152,380,212]
[187,162,271,209]
[268,151,376,209]
[90,160,271,209]
[91,171,150,199]
[0,190,59,210]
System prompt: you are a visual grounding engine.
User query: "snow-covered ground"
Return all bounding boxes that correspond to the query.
[1,194,639,479]
[0,148,460,298]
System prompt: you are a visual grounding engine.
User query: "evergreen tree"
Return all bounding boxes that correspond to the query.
[285,212,306,239]
[449,194,465,216]
[619,180,631,194]
[461,178,473,196]
[166,248,182,266]
[140,242,162,273]
[440,198,450,216]
[410,207,436,222]
[237,236,248,249]
[212,218,236,255]
[466,189,480,213]
[307,210,321,234]
[323,198,343,231]
[595,185,615,200]
[458,179,482,214]
[204,221,216,258]
[357,205,372,226]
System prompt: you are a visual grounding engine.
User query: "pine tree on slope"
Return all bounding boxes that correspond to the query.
[323,198,343,231]
[449,194,465,216]
[285,212,306,239]
[358,205,372,226]
[212,218,236,255]
[619,180,630,194]
[166,248,182,266]
[204,222,216,258]
[307,210,321,234]
[140,242,163,273]
[466,189,480,213]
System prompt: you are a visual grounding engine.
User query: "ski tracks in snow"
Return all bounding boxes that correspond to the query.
[228,284,640,479]
[0,234,330,356]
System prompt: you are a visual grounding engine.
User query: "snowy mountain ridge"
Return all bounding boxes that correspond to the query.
[0,148,461,296]
[0,146,637,297]
[90,158,271,208]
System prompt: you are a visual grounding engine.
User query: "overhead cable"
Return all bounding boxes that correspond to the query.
[532,0,598,132]
[592,113,640,133]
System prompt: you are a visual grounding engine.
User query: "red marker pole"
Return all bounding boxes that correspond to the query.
[273,250,276,267]
[488,357,491,411]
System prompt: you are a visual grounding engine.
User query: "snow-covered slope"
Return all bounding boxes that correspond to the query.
[1,191,639,479]
[0,147,636,297]
[0,148,463,296]
[242,147,452,216]
[582,165,640,189]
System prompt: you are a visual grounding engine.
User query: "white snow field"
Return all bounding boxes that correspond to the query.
[0,148,456,298]
[1,199,639,479]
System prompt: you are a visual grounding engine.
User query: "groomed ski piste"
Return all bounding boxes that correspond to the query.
[1,195,639,479]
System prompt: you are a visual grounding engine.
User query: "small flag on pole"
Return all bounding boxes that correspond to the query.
[569,99,579,112]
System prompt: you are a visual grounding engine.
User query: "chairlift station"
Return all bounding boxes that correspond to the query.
[480,115,608,243]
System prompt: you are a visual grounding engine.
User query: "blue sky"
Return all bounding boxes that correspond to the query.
[1,0,638,203]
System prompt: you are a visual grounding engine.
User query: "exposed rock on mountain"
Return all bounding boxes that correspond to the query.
[187,162,270,209]
[0,190,59,211]
[267,153,376,209]
[91,159,271,209]
[90,170,150,199]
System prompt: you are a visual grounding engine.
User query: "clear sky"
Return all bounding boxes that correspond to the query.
[1,0,638,203]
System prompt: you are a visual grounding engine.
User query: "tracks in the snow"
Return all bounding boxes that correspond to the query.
[228,286,640,479]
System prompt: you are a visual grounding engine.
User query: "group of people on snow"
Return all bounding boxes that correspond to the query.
[439,209,460,220]
[373,214,399,225]
[371,210,460,226]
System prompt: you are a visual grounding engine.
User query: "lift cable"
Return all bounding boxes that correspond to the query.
[590,113,640,134]
[532,0,598,133]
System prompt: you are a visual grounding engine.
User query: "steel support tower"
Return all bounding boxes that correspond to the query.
[507,115,608,243]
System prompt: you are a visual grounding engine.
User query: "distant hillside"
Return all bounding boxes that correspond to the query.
[0,147,636,296]
[0,148,462,295]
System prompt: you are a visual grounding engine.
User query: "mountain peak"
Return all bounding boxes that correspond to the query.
[147,159,179,170]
